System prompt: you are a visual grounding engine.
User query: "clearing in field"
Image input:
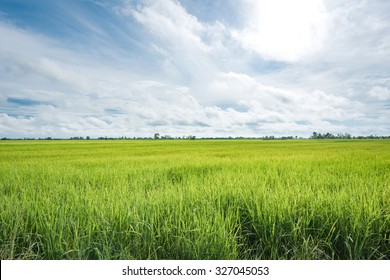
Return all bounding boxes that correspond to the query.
[0,140,389,259]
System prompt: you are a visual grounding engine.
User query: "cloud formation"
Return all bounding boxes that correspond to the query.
[233,0,328,62]
[0,0,389,138]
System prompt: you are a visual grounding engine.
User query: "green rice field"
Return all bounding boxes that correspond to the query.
[0,140,389,259]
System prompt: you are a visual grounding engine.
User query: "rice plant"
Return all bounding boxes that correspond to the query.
[0,140,389,259]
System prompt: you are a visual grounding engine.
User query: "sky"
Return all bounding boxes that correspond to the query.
[0,0,389,138]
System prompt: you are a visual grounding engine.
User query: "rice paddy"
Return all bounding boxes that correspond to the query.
[0,140,389,259]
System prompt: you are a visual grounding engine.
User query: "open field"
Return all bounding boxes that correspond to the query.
[0,140,389,259]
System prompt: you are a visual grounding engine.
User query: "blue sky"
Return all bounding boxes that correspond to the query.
[0,0,389,138]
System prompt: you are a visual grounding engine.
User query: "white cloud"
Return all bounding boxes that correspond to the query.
[120,0,207,51]
[369,86,390,101]
[233,0,328,62]
[322,0,390,65]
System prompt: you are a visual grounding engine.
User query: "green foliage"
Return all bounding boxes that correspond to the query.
[0,140,389,259]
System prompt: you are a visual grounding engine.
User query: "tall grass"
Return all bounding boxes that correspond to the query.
[0,140,389,259]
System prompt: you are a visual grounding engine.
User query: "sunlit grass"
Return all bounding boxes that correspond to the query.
[0,140,389,259]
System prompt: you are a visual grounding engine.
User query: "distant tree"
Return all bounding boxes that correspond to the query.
[324,132,333,139]
[154,133,160,140]
[311,131,357,139]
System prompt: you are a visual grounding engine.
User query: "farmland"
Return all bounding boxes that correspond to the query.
[0,140,389,259]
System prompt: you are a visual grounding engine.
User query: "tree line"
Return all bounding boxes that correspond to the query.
[1,132,390,141]
[309,132,389,139]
